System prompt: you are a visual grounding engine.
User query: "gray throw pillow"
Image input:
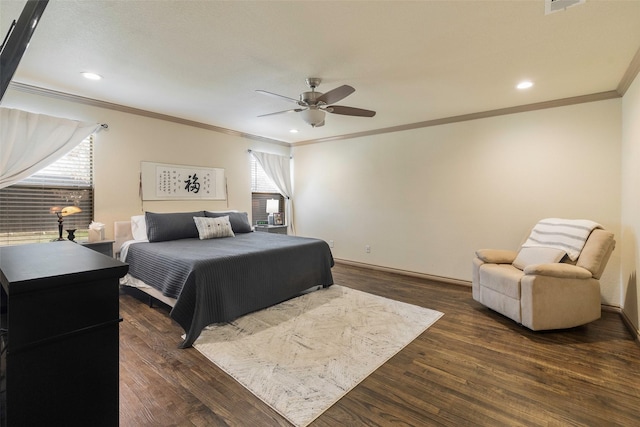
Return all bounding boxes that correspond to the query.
[205,211,252,233]
[145,211,206,242]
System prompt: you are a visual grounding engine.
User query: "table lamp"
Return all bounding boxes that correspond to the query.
[266,199,279,225]
[51,205,82,241]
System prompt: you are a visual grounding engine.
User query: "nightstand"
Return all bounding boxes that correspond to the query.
[255,225,288,235]
[79,240,115,257]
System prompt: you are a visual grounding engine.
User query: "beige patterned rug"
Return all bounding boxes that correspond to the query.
[192,285,443,427]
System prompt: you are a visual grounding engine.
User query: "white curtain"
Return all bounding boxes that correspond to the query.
[251,150,295,235]
[0,107,101,189]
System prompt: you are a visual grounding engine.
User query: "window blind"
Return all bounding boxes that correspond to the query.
[250,156,284,224]
[0,136,94,244]
[251,155,280,193]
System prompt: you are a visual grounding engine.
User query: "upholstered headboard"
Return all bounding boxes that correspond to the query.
[113,210,250,256]
[114,221,133,256]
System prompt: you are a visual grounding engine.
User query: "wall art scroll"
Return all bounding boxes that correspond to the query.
[140,161,226,201]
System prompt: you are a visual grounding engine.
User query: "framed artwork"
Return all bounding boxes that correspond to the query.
[140,161,226,200]
[273,212,284,225]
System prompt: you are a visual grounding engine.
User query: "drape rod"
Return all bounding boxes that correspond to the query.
[247,149,292,159]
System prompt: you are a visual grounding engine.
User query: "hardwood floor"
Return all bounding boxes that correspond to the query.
[119,263,640,426]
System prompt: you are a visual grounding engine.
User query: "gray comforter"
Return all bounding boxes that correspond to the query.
[125,232,334,347]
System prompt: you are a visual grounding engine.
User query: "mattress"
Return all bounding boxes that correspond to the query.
[124,231,334,347]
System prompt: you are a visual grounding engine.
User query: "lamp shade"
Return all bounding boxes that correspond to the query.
[50,205,82,216]
[266,199,279,214]
[300,108,325,127]
[61,206,82,216]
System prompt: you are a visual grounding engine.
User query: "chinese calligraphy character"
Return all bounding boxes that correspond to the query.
[184,173,200,193]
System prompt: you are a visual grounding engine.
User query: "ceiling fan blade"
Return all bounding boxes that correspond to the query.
[257,108,304,118]
[256,90,300,104]
[327,105,376,117]
[316,85,355,105]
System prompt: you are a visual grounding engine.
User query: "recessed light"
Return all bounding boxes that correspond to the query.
[289,129,299,133]
[82,72,102,81]
[517,81,534,90]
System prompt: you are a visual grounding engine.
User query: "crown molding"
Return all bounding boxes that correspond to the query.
[7,82,290,147]
[292,90,621,147]
[617,45,640,96]
[8,82,623,149]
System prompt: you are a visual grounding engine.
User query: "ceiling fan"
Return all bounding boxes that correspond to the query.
[256,78,376,127]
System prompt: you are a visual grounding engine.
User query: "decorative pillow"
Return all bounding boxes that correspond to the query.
[145,211,205,242]
[193,216,235,240]
[131,215,148,241]
[512,247,566,270]
[205,211,252,233]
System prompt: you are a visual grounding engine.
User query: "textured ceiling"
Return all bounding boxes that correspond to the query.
[1,0,639,144]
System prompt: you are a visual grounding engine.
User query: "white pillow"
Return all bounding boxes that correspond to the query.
[131,215,148,241]
[512,247,566,270]
[193,216,235,240]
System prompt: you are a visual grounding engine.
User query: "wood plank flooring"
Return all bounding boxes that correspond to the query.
[119,262,640,426]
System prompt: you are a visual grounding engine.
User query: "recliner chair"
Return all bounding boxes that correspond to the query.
[472,228,615,330]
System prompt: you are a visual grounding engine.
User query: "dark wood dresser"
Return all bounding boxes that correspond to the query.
[0,241,128,427]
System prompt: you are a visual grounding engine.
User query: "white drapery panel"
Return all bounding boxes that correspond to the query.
[251,150,295,235]
[0,107,100,189]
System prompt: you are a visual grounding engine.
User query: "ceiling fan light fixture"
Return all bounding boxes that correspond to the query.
[300,108,325,127]
[256,78,375,128]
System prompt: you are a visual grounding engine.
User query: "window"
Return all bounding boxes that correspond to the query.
[250,155,284,225]
[0,136,94,245]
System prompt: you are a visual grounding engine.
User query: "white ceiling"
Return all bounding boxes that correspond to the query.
[1,0,639,144]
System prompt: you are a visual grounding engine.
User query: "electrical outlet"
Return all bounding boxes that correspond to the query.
[365,245,371,253]
[329,240,334,248]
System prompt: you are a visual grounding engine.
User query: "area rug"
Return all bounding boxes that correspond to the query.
[191,285,443,426]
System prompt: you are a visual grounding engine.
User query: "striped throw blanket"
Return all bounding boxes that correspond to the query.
[522,218,602,261]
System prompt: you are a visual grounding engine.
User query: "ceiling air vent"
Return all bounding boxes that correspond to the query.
[545,0,585,15]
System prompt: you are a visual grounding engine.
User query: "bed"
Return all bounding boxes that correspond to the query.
[115,211,334,348]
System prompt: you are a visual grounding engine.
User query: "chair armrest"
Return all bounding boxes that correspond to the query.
[523,263,592,279]
[475,249,517,264]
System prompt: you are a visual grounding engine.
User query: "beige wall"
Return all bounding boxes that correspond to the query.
[621,73,640,333]
[293,100,622,305]
[2,88,290,240]
[2,88,626,309]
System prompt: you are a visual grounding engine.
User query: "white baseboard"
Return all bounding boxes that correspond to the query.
[600,305,639,343]
[334,258,471,287]
[620,309,640,344]
[334,259,640,344]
